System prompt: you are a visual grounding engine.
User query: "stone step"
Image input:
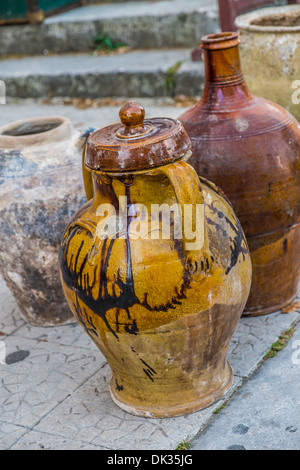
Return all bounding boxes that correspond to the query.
[1,48,204,99]
[0,0,219,56]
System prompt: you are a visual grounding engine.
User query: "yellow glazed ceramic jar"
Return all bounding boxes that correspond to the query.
[59,102,252,417]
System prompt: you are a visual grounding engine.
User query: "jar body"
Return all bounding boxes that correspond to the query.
[0,117,89,326]
[59,167,251,417]
[236,5,300,122]
[179,33,300,316]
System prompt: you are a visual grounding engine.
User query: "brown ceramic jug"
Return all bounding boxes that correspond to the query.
[59,102,251,417]
[179,32,300,316]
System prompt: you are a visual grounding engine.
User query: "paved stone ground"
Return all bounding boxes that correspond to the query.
[1,276,299,450]
[1,100,300,450]
[0,97,194,130]
[192,321,300,451]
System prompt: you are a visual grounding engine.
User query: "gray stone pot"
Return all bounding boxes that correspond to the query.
[236,5,300,122]
[0,116,92,326]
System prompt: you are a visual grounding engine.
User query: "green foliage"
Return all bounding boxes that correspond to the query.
[93,34,126,53]
[176,440,191,450]
[264,327,295,359]
[164,61,182,95]
[213,401,227,414]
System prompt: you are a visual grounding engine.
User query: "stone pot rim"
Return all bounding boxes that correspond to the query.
[235,5,300,33]
[0,116,72,149]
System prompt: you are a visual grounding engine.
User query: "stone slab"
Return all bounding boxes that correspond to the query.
[1,265,299,449]
[191,319,300,450]
[0,0,218,56]
[0,49,204,99]
[0,97,191,129]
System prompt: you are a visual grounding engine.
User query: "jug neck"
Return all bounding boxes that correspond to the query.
[200,32,254,111]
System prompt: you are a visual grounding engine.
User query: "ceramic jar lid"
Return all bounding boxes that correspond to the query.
[85,101,191,173]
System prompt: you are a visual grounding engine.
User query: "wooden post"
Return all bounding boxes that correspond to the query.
[27,0,44,23]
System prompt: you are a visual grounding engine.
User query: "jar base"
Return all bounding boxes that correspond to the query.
[243,291,298,317]
[109,362,234,418]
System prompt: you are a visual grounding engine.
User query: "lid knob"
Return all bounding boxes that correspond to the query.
[116,101,153,139]
[119,102,145,128]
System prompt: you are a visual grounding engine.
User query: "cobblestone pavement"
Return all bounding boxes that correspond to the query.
[192,318,300,450]
[1,277,299,450]
[1,100,300,450]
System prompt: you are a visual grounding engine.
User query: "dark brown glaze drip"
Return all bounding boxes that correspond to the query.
[59,182,192,343]
[206,201,248,275]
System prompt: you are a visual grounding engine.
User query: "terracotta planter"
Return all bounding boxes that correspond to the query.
[0,116,93,326]
[179,32,300,316]
[235,5,300,122]
[59,102,251,417]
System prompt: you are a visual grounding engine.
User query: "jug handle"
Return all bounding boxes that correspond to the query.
[82,143,94,201]
[156,160,214,277]
[79,127,97,201]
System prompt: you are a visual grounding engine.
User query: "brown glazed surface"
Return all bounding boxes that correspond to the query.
[179,32,300,316]
[85,101,191,173]
[59,103,252,417]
